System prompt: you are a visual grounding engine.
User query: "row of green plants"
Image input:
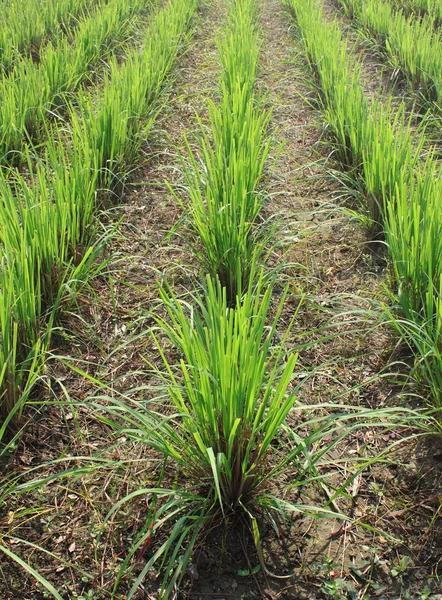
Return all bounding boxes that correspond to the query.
[392,0,442,24]
[90,0,294,596]
[0,0,198,438]
[0,0,156,432]
[285,0,424,225]
[0,0,200,594]
[285,0,442,408]
[0,0,149,164]
[72,0,197,189]
[181,0,272,301]
[0,0,104,73]
[336,0,442,104]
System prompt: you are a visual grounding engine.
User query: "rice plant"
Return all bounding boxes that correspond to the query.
[152,273,298,511]
[285,0,425,231]
[396,0,442,24]
[87,273,335,597]
[217,0,260,98]
[384,157,442,406]
[0,145,99,303]
[337,0,442,104]
[291,0,367,169]
[183,89,272,301]
[180,0,272,299]
[0,146,111,426]
[0,0,147,163]
[67,0,197,189]
[0,0,102,73]
[0,257,46,428]
[361,102,425,230]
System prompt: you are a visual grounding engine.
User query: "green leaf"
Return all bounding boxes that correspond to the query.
[237,564,261,576]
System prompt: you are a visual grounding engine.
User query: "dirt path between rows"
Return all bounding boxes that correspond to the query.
[259,0,388,408]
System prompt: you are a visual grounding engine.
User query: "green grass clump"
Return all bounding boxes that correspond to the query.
[71,0,197,188]
[337,0,442,103]
[152,274,298,511]
[384,158,442,406]
[0,257,46,430]
[286,0,425,230]
[92,274,303,597]
[395,0,442,24]
[184,88,272,300]
[181,0,271,299]
[0,147,106,424]
[361,103,424,228]
[0,0,103,73]
[0,0,148,164]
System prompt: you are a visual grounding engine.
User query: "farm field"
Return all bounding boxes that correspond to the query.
[1,0,442,598]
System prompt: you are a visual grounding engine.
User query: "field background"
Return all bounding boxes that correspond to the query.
[1,0,442,598]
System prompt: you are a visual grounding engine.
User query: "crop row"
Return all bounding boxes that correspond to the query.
[182,0,272,300]
[0,0,105,73]
[0,0,149,164]
[393,0,442,24]
[85,0,299,596]
[285,0,442,407]
[0,0,197,504]
[0,0,198,589]
[337,0,442,105]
